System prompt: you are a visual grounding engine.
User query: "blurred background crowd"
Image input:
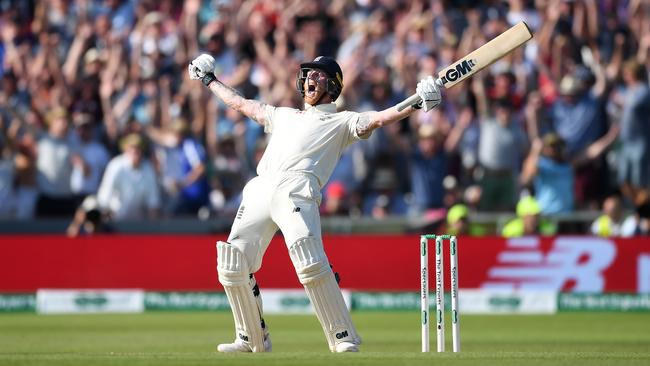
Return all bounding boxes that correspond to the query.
[1,0,649,237]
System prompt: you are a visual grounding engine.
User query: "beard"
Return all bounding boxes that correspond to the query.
[303,79,328,105]
[304,89,326,105]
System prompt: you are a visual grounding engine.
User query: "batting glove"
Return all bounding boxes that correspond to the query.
[188,54,217,86]
[415,76,442,112]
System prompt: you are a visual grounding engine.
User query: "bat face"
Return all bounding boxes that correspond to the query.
[396,21,532,111]
[437,21,532,89]
[439,59,478,86]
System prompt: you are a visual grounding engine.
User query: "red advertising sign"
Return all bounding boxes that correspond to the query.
[1,235,648,293]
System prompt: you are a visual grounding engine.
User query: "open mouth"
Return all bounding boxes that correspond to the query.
[306,81,319,97]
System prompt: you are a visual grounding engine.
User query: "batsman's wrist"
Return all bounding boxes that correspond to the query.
[201,72,217,87]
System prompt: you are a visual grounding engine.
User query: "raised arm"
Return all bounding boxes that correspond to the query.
[356,76,442,136]
[206,78,268,126]
[520,138,543,186]
[188,54,269,126]
[572,124,620,168]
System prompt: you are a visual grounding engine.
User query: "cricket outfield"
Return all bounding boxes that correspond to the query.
[1,312,648,366]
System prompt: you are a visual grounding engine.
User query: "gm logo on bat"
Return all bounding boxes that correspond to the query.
[440,59,477,84]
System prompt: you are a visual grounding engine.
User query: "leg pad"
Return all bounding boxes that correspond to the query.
[217,241,265,352]
[288,237,361,351]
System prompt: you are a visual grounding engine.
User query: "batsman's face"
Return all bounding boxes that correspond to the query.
[303,69,328,105]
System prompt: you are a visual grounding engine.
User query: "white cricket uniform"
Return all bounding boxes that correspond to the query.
[227,103,368,271]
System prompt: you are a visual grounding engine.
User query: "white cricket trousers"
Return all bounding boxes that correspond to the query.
[226,172,323,271]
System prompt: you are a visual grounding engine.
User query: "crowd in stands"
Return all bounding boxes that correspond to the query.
[1,0,649,237]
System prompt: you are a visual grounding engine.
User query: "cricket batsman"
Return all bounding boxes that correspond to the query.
[188,54,442,352]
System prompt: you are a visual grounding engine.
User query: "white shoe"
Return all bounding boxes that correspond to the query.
[217,335,272,353]
[334,341,359,353]
[216,339,250,353]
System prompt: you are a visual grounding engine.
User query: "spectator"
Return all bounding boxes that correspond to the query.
[70,112,110,196]
[463,184,482,212]
[446,106,480,187]
[520,133,574,215]
[616,60,650,203]
[326,140,367,208]
[150,119,210,215]
[321,180,349,217]
[12,138,38,220]
[591,195,625,237]
[409,123,448,214]
[210,133,249,213]
[66,195,113,237]
[446,203,469,236]
[475,94,528,212]
[0,139,13,218]
[172,119,210,215]
[502,196,557,237]
[552,75,597,156]
[97,133,160,220]
[521,116,620,214]
[35,107,78,217]
[550,70,611,208]
[621,190,650,237]
[0,72,31,126]
[99,0,136,39]
[210,107,261,176]
[445,202,488,237]
[363,166,408,219]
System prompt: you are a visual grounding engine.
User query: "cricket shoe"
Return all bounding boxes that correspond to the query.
[216,335,272,353]
[334,341,359,353]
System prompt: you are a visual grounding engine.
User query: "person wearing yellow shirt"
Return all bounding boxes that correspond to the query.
[502,196,557,237]
[446,203,488,236]
[590,195,625,237]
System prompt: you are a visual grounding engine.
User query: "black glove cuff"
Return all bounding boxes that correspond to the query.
[201,73,217,87]
[412,100,423,110]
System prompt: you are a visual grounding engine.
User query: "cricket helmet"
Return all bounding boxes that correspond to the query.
[296,56,344,101]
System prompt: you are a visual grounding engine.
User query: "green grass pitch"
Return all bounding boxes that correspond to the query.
[1,312,649,365]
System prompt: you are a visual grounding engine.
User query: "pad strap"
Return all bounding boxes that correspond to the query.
[249,274,269,337]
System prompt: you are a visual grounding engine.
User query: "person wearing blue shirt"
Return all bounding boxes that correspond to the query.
[521,133,574,214]
[551,75,606,156]
[618,60,650,202]
[550,71,610,207]
[172,120,211,214]
[410,124,447,213]
[521,129,620,215]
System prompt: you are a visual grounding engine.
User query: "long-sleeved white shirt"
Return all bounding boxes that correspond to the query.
[97,154,160,220]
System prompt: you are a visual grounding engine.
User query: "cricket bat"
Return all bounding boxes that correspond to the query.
[396,21,533,111]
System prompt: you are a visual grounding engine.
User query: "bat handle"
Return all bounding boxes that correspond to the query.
[396,79,443,112]
[396,94,421,112]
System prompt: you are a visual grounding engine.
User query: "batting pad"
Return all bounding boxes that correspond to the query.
[289,237,361,351]
[217,241,265,352]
